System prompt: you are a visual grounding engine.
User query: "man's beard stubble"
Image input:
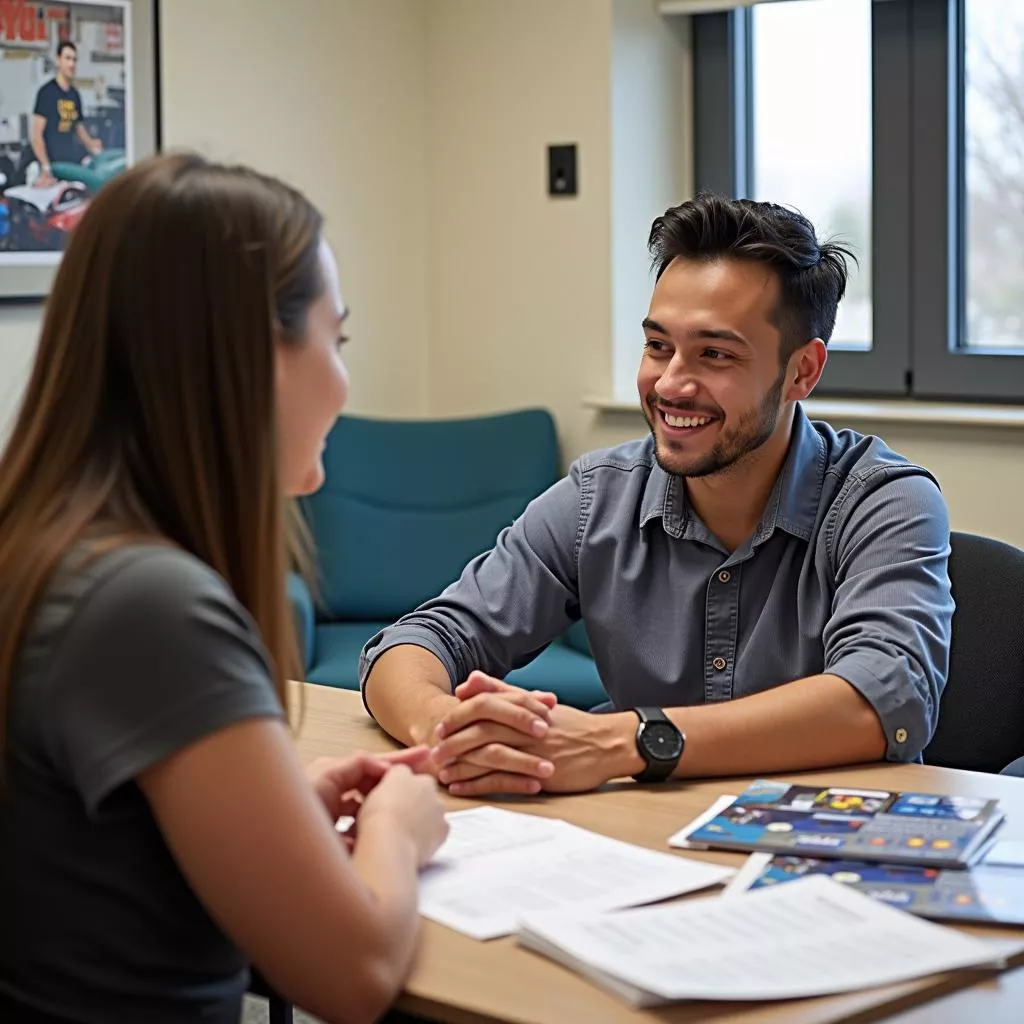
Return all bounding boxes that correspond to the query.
[645,366,787,480]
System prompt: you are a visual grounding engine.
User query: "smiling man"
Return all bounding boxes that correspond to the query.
[31,41,103,189]
[359,194,954,796]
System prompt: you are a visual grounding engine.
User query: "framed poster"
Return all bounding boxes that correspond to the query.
[0,0,160,299]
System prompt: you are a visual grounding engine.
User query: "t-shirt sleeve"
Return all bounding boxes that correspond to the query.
[41,548,285,816]
[32,82,51,119]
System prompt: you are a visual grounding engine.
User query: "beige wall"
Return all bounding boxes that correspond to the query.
[424,0,614,464]
[162,0,431,416]
[0,306,41,439]
[0,0,431,434]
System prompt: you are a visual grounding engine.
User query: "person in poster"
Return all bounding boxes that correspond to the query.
[0,1,129,258]
[31,40,104,188]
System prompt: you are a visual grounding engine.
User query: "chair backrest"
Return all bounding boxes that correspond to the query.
[302,409,560,621]
[247,970,292,1024]
[923,531,1024,772]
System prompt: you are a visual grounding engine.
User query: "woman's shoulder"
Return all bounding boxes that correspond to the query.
[62,542,241,616]
[17,543,281,814]
[31,542,262,671]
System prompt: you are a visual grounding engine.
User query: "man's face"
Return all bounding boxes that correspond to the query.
[58,48,77,81]
[637,257,798,479]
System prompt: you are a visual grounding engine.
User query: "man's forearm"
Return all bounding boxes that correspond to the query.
[604,674,889,781]
[363,645,458,747]
[31,131,49,169]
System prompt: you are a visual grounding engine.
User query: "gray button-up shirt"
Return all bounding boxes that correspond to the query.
[360,406,953,761]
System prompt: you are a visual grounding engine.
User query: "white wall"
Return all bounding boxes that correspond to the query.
[0,0,431,440]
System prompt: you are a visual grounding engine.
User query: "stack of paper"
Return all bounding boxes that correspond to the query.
[418,806,734,940]
[517,874,1019,1007]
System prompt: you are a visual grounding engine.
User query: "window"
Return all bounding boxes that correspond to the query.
[964,0,1024,351]
[691,0,1024,401]
[752,0,873,350]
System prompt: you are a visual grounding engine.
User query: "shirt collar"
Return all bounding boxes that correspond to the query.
[639,446,684,536]
[638,403,826,544]
[751,404,827,545]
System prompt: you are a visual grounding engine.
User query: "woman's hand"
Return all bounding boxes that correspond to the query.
[306,747,433,828]
[359,764,449,867]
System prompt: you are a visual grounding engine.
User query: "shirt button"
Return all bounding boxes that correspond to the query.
[712,656,727,671]
[718,570,731,583]
[895,728,908,744]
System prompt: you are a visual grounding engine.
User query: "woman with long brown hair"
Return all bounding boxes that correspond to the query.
[0,152,447,1024]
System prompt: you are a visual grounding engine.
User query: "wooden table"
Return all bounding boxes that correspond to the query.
[293,683,1024,1024]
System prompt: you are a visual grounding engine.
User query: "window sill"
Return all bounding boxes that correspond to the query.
[584,396,1024,430]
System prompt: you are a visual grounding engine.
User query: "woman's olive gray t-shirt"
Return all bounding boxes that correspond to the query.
[0,545,284,1023]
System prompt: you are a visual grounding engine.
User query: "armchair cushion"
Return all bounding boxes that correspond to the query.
[302,411,560,621]
[309,620,607,709]
[298,410,607,709]
[287,572,316,672]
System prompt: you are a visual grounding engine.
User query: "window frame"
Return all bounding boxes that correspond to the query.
[689,0,1024,403]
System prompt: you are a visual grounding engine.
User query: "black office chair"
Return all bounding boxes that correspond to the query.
[247,974,433,1024]
[248,969,293,1024]
[923,531,1024,773]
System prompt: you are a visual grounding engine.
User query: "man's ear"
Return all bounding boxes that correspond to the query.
[784,338,828,402]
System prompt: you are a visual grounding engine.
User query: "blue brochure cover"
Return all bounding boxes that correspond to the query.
[739,854,1024,926]
[686,780,1003,867]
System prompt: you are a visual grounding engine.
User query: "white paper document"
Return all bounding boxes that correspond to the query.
[418,806,734,941]
[667,794,736,849]
[517,874,1020,1007]
[722,851,775,896]
[430,805,564,862]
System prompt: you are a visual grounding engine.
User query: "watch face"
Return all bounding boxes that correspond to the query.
[642,721,683,762]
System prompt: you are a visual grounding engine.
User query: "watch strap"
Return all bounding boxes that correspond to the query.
[634,706,667,727]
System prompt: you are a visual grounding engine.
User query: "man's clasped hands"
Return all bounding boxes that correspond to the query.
[420,671,632,797]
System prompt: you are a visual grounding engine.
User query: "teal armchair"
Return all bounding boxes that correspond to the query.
[291,409,607,709]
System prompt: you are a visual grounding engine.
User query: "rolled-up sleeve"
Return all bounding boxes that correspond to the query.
[359,463,585,699]
[823,468,953,761]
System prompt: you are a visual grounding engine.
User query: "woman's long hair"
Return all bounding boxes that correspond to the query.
[0,152,325,754]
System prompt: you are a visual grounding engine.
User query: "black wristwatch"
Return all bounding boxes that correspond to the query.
[631,707,684,783]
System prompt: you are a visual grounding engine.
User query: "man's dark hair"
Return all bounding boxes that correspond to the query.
[648,193,855,361]
[56,40,77,58]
